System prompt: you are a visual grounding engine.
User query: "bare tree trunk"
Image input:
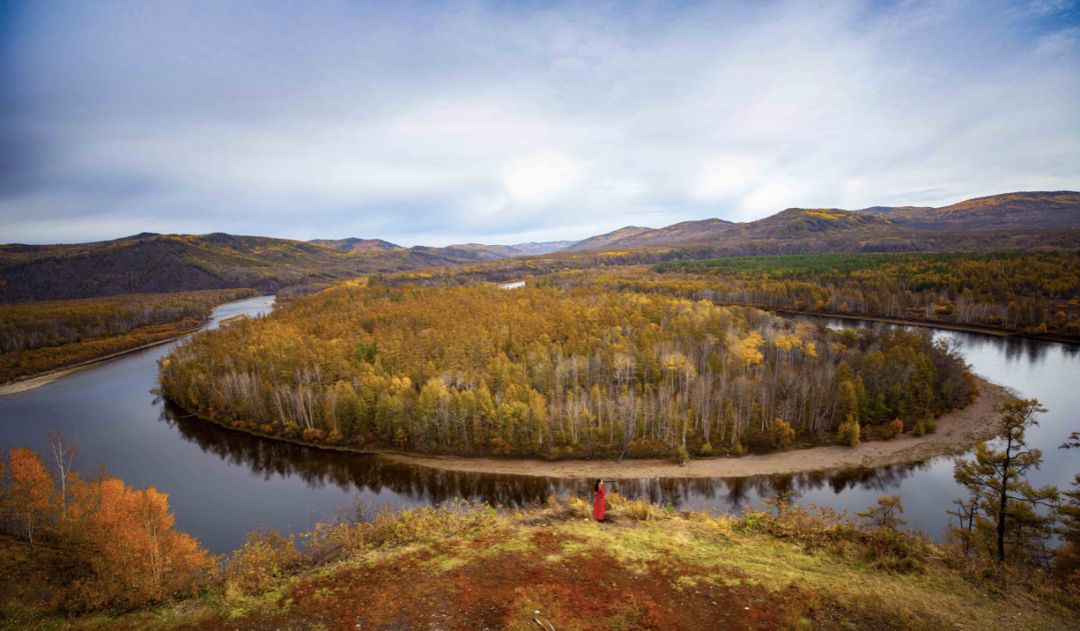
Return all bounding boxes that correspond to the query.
[49,431,75,529]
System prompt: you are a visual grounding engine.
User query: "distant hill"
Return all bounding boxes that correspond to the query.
[0,233,527,302]
[0,233,574,302]
[503,241,576,256]
[856,191,1080,230]
[4,191,1077,302]
[442,241,574,259]
[566,191,1080,252]
[0,233,336,302]
[564,226,654,251]
[308,238,571,260]
[308,238,402,253]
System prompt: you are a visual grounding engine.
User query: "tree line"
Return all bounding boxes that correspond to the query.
[160,282,975,459]
[0,288,258,383]
[652,251,1080,337]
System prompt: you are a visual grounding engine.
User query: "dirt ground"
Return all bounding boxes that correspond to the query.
[0,367,81,397]
[174,527,838,631]
[383,377,1012,480]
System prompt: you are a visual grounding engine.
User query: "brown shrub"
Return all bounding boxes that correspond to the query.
[225,529,300,598]
[883,418,904,440]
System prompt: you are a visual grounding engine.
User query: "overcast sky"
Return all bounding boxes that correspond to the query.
[1,0,1078,246]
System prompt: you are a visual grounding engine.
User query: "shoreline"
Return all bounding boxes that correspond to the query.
[770,309,1011,337]
[381,378,1011,479]
[0,293,272,398]
[174,376,1011,480]
[0,331,198,397]
[764,307,1078,345]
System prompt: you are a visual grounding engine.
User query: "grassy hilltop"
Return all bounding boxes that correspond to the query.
[8,495,1076,630]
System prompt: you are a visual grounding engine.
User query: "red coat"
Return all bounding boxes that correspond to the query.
[592,484,606,521]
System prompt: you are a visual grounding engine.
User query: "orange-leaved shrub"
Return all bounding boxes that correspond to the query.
[884,418,905,440]
[0,444,213,610]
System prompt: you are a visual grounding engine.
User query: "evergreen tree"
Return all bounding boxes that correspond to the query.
[952,398,1058,564]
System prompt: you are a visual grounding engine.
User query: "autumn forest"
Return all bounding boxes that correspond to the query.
[160,279,976,459]
[0,288,258,384]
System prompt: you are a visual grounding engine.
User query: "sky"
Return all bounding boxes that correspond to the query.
[1,0,1078,247]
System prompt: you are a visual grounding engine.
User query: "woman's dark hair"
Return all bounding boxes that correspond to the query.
[593,479,602,493]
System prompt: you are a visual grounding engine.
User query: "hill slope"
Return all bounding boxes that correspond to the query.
[439,240,573,260]
[0,233,335,302]
[0,233,522,302]
[569,191,1080,251]
[564,225,654,251]
[858,190,1080,230]
[13,498,1077,630]
[0,233,578,302]
[307,238,403,252]
[5,191,1078,302]
[310,239,572,258]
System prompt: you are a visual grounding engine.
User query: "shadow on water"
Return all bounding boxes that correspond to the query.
[161,400,931,517]
[808,316,1080,364]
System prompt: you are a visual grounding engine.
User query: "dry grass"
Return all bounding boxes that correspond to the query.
[9,500,1079,630]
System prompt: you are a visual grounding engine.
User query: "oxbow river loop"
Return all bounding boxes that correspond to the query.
[0,296,1077,553]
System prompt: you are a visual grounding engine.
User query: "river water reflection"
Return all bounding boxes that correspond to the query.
[1,297,1077,553]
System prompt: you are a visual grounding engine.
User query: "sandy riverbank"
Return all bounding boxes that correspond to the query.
[381,377,1012,479]
[0,333,192,397]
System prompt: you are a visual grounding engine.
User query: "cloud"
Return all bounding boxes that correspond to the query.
[693,156,769,202]
[1,0,1078,245]
[502,151,585,205]
[1036,25,1080,57]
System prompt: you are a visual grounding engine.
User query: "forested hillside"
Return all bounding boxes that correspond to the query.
[651,251,1080,338]
[0,288,257,383]
[567,191,1080,251]
[160,282,974,459]
[564,225,654,251]
[859,191,1080,230]
[0,233,547,302]
[0,233,343,301]
[389,251,1080,340]
[6,191,1078,302]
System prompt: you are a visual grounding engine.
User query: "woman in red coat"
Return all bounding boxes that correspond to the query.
[592,479,606,522]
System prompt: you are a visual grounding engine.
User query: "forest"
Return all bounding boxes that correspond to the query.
[160,281,975,459]
[384,251,1080,340]
[0,288,258,383]
[653,251,1080,338]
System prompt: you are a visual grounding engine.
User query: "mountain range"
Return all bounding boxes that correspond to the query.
[566,191,1080,251]
[2,191,1077,302]
[307,238,572,258]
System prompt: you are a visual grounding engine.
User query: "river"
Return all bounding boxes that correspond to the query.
[1,296,1077,553]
